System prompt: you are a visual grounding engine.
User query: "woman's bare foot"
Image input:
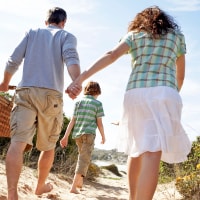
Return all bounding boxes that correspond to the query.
[35,182,53,195]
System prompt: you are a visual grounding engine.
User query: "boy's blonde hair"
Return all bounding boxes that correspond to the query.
[84,81,101,96]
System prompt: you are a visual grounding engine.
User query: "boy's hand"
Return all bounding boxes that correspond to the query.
[60,137,68,148]
[101,136,106,144]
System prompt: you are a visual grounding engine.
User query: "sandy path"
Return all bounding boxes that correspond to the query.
[0,160,182,200]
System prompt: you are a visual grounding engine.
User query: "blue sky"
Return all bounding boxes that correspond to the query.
[0,0,200,149]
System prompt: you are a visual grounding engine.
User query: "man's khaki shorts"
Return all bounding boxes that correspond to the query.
[10,87,63,151]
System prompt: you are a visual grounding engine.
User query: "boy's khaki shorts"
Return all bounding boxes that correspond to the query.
[10,87,63,151]
[75,134,96,177]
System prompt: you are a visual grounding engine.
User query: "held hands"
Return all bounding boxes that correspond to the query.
[65,83,82,100]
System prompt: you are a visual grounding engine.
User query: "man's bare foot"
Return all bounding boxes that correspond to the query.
[35,183,53,195]
[70,188,80,194]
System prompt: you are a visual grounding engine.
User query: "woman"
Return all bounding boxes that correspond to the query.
[67,6,191,200]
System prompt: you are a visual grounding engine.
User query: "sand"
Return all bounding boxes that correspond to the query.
[0,160,183,200]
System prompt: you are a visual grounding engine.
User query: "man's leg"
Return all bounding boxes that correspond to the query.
[35,149,54,195]
[6,141,27,200]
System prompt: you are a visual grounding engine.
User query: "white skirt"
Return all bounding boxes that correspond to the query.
[117,86,191,164]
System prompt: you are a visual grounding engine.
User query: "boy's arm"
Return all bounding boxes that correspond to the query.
[60,117,76,148]
[97,117,105,144]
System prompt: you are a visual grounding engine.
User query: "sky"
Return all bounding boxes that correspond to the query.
[0,0,200,150]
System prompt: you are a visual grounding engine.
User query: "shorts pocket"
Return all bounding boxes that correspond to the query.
[43,94,63,116]
[49,134,60,143]
[49,114,63,142]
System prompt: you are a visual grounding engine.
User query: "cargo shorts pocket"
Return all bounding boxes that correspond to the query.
[49,134,60,143]
[43,94,63,116]
[48,115,63,143]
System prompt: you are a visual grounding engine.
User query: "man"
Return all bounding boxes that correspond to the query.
[0,7,81,199]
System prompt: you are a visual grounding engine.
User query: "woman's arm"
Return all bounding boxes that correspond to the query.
[176,54,185,91]
[67,42,129,92]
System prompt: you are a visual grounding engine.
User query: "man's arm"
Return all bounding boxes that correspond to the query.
[66,64,82,99]
[0,71,13,92]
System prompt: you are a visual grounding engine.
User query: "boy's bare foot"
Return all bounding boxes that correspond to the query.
[35,183,53,195]
[70,188,80,194]
[77,176,83,189]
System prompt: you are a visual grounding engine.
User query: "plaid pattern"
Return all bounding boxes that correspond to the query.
[72,95,104,139]
[122,31,186,91]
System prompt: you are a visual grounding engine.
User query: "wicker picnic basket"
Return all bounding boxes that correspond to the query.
[0,87,15,137]
[0,95,13,137]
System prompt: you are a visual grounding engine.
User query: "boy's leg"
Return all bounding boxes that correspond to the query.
[70,173,82,194]
[72,134,95,193]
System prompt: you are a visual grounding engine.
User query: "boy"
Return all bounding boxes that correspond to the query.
[60,81,105,193]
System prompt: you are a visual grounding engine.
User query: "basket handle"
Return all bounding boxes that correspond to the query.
[8,85,16,90]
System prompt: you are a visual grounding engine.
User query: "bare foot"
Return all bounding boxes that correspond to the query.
[77,177,83,189]
[70,188,80,194]
[35,183,53,195]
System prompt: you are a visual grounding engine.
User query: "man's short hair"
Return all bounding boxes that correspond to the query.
[46,7,67,24]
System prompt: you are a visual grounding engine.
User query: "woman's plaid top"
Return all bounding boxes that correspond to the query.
[122,31,186,91]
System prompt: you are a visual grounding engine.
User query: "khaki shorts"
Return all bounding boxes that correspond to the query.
[75,134,96,177]
[10,87,63,151]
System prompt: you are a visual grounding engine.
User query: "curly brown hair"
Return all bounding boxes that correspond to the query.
[84,81,101,96]
[128,6,180,39]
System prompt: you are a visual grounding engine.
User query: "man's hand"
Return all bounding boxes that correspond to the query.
[0,83,9,92]
[65,83,82,99]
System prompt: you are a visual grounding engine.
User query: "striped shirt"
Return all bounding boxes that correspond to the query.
[121,31,186,91]
[72,95,104,139]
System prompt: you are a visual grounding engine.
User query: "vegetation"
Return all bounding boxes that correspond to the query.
[175,137,200,199]
[158,136,200,199]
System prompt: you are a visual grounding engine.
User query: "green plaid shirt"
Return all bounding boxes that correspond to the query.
[122,31,186,91]
[72,95,104,139]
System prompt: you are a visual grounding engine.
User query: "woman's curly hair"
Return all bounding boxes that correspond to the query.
[128,6,180,39]
[84,81,101,96]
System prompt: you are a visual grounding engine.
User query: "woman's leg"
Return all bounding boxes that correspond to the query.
[127,156,142,200]
[135,151,161,200]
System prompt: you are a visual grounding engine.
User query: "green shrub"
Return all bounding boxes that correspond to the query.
[175,137,200,199]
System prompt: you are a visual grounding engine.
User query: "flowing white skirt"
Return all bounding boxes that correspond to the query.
[117,86,191,164]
